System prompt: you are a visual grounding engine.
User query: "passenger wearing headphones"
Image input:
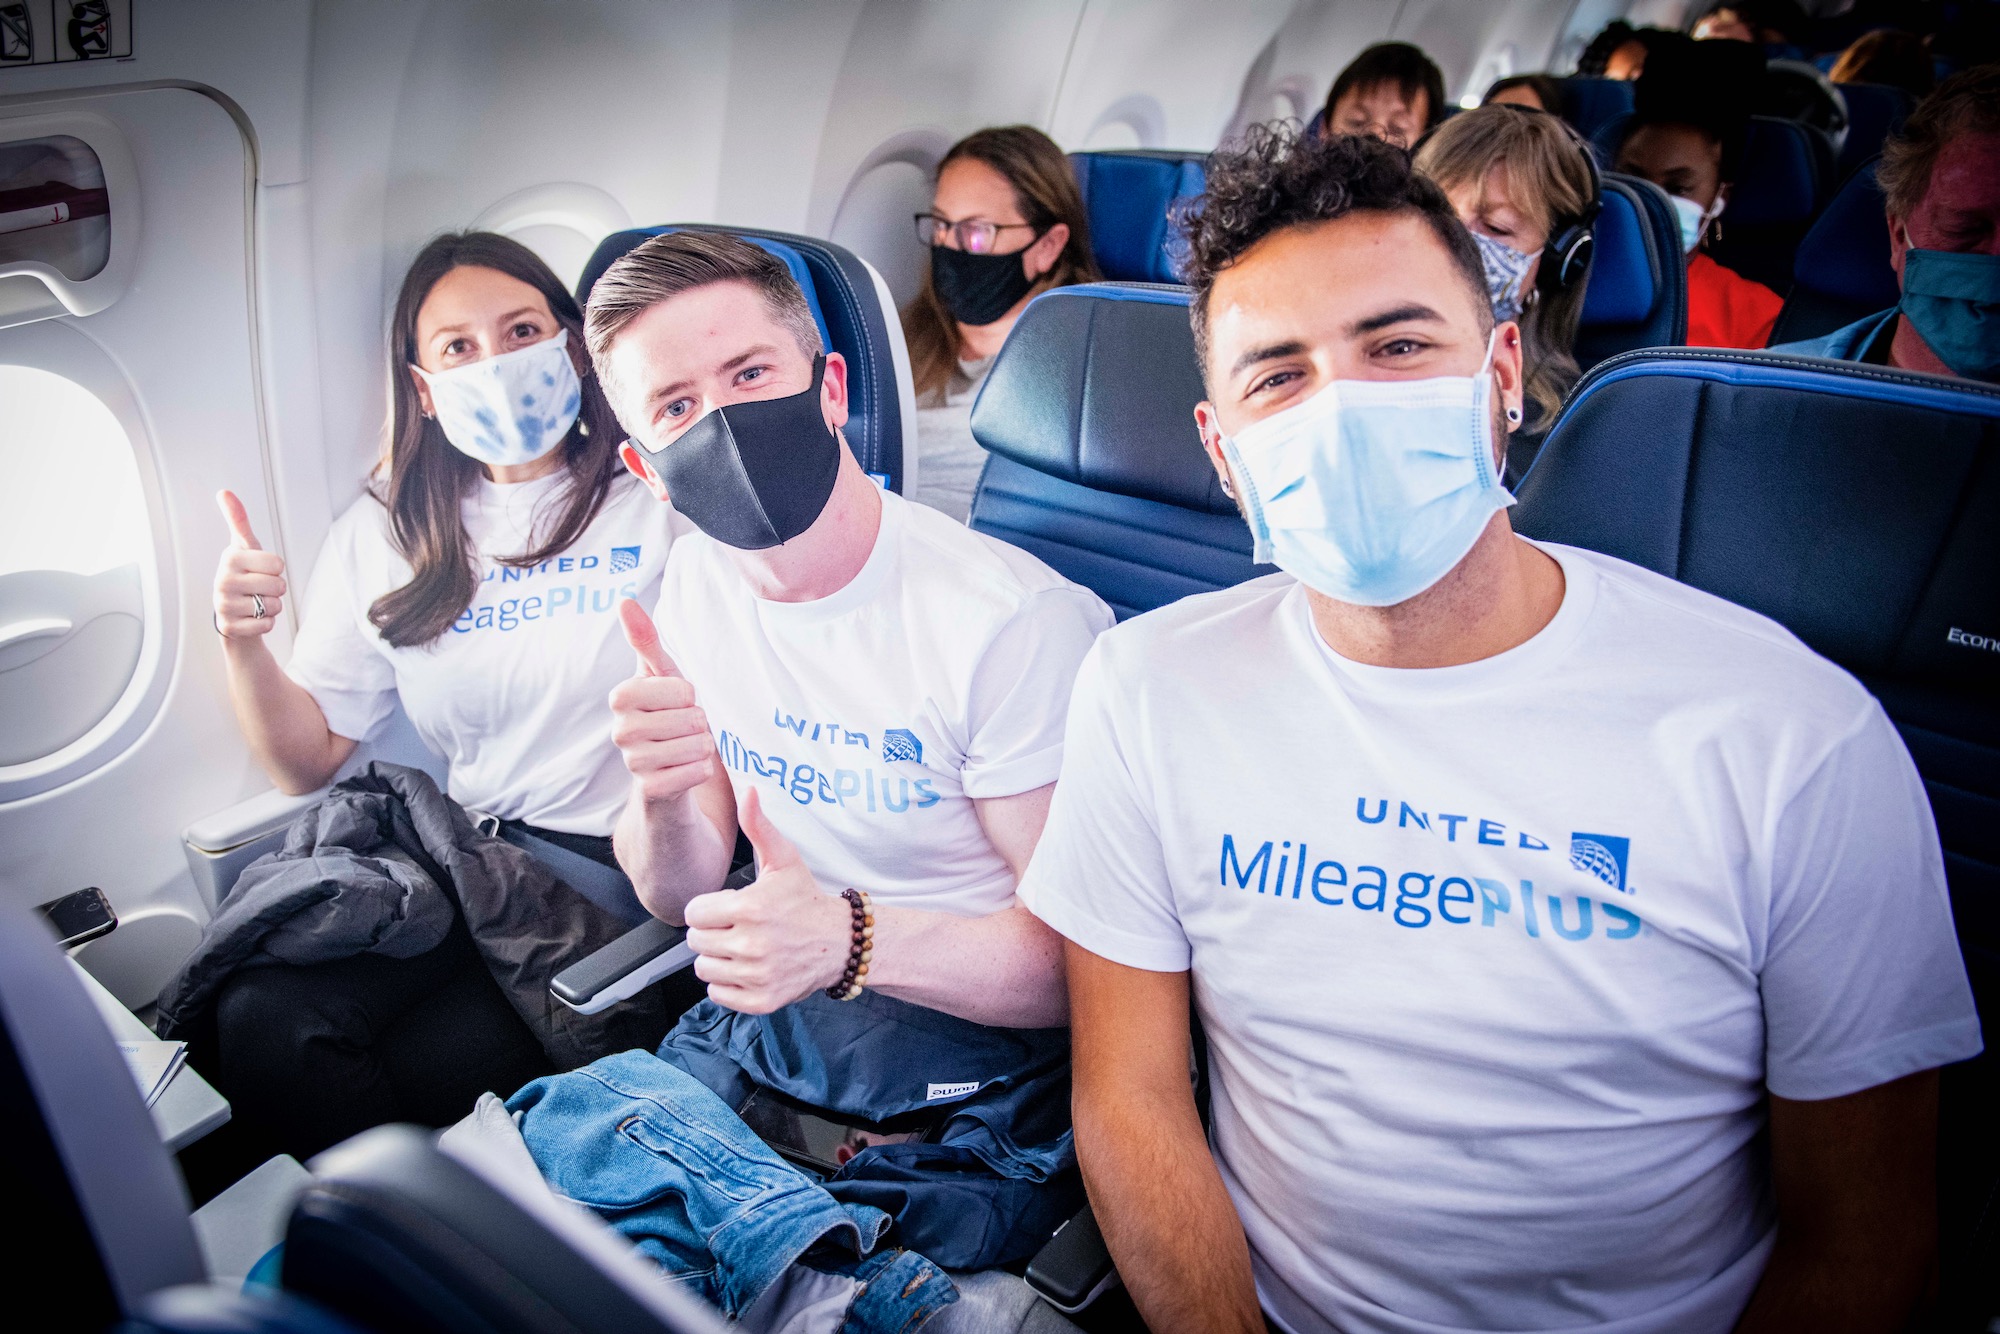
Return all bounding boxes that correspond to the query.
[1416,103,1599,477]
[902,126,1101,522]
[207,232,693,1155]
[1023,128,1978,1334]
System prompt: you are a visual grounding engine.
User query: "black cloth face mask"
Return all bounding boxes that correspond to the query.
[634,354,842,550]
[929,240,1043,327]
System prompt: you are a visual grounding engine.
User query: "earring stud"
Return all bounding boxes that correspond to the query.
[1505,406,1522,425]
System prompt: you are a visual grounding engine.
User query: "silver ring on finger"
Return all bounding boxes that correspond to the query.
[251,592,268,620]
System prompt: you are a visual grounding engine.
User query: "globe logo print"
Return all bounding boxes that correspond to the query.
[1569,833,1632,893]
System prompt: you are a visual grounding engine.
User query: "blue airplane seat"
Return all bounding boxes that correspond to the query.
[1708,116,1833,295]
[1515,349,2000,1325]
[1575,174,1689,372]
[1767,157,1898,346]
[1557,77,1636,143]
[1832,81,1914,185]
[575,224,911,495]
[1067,150,1207,284]
[968,282,1270,620]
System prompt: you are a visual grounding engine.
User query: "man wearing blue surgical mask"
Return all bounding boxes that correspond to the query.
[1771,65,2000,382]
[1018,128,1978,1334]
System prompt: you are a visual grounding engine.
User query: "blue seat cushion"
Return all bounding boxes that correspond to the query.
[1579,185,1656,326]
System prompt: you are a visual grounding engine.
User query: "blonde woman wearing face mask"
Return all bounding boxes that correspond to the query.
[1416,104,1599,475]
[204,231,693,1157]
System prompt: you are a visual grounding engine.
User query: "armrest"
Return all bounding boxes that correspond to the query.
[182,787,327,913]
[1025,1200,1120,1314]
[549,862,754,1015]
[550,919,695,1015]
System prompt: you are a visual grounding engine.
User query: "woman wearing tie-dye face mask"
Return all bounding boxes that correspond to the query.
[1415,104,1599,477]
[206,232,695,1157]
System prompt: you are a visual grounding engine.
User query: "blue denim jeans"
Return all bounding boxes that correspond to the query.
[508,1050,956,1331]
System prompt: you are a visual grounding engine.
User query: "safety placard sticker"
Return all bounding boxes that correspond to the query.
[0,1,133,68]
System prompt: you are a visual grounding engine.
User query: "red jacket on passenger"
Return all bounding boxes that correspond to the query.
[1685,252,1784,349]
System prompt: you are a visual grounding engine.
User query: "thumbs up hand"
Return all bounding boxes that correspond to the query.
[212,490,288,641]
[683,786,853,1014]
[608,599,718,805]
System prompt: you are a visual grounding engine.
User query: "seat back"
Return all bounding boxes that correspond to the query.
[0,901,205,1323]
[1832,81,1914,184]
[1767,157,1898,346]
[285,1124,727,1334]
[1708,116,1833,294]
[576,225,914,495]
[1067,150,1207,285]
[1515,349,2000,1322]
[1575,174,1689,371]
[1558,77,1636,143]
[967,283,1267,619]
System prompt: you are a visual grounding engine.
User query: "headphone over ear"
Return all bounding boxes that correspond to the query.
[1539,119,1602,295]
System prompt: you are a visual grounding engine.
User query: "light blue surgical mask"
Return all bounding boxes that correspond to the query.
[1222,333,1512,607]
[1472,230,1537,323]
[1669,192,1724,254]
[413,329,583,467]
[1899,248,2000,382]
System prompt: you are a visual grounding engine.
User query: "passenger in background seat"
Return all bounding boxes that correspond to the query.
[1769,65,2000,381]
[560,230,1111,1321]
[1319,41,1445,147]
[1025,126,1978,1334]
[1826,27,1935,98]
[1480,73,1558,112]
[206,232,693,1155]
[1417,103,1597,471]
[903,126,1100,522]
[1615,37,1785,348]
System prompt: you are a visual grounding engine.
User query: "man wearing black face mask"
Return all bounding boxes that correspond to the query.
[574,231,1113,1292]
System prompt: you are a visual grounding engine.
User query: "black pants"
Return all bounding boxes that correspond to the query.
[210,824,615,1160]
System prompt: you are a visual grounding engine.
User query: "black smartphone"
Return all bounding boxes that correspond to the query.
[36,887,117,949]
[736,1087,934,1179]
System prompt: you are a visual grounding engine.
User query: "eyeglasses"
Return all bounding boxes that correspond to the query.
[913,213,1039,255]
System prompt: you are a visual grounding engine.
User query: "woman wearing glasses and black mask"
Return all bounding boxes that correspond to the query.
[902,125,1099,522]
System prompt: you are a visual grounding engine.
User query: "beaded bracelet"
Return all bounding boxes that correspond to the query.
[827,888,874,1001]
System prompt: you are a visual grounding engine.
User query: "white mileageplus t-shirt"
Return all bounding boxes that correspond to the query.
[655,488,1112,916]
[1019,543,1981,1334]
[288,470,692,835]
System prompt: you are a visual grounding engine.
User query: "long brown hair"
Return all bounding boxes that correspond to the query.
[1415,107,1596,428]
[368,232,624,647]
[901,126,1100,400]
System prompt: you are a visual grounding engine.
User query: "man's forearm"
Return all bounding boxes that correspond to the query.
[614,788,731,923]
[1078,1088,1263,1334]
[866,902,1066,1027]
[1732,1237,1931,1333]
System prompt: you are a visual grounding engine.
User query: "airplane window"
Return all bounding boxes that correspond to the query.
[0,135,111,284]
[0,363,149,767]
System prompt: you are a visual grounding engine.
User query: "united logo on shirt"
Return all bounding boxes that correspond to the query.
[609,545,642,573]
[881,728,924,764]
[1569,833,1632,893]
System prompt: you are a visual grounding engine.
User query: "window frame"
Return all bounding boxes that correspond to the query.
[0,318,175,801]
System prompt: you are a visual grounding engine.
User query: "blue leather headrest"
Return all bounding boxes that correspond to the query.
[1069,151,1207,284]
[1559,78,1636,142]
[1831,81,1914,183]
[1579,185,1656,325]
[970,283,1231,515]
[1574,175,1688,371]
[1791,158,1898,308]
[575,224,907,493]
[1724,117,1823,227]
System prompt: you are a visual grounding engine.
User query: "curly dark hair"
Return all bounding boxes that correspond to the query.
[1174,124,1490,377]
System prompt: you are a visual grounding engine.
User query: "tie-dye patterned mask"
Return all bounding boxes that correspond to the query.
[414,328,583,467]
